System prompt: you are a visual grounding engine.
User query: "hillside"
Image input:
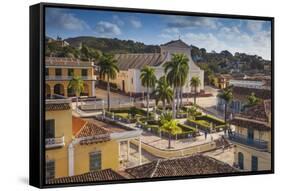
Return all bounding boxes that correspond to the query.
[46,36,270,77]
[65,36,160,54]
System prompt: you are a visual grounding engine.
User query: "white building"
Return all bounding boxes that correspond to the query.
[229,79,266,89]
[109,39,204,96]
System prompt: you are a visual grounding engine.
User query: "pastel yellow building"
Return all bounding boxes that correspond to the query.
[45,57,96,98]
[69,119,120,176]
[45,97,120,182]
[229,100,271,171]
[45,98,73,179]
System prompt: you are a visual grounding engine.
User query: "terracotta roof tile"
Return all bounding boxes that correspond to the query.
[233,86,271,101]
[125,155,237,178]
[114,53,166,70]
[47,169,125,184]
[230,100,271,131]
[230,117,270,131]
[75,121,110,145]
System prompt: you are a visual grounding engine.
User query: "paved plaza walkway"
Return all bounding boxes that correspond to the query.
[141,130,224,150]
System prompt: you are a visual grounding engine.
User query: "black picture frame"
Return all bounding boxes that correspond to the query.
[30,2,274,189]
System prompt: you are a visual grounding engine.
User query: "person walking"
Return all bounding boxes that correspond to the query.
[204,131,208,140]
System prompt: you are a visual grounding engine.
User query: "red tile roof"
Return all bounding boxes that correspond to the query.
[75,121,110,145]
[230,100,271,131]
[125,155,237,178]
[232,86,271,101]
[46,169,125,184]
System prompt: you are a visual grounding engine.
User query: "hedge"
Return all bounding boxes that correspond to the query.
[136,119,198,140]
[195,115,225,126]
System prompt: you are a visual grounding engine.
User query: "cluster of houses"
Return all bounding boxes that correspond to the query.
[44,38,272,184]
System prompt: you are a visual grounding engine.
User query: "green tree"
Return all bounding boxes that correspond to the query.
[217,86,233,126]
[68,75,84,111]
[190,76,201,105]
[153,76,173,111]
[160,112,182,148]
[187,106,198,119]
[80,43,101,62]
[164,53,189,118]
[246,92,261,107]
[140,66,157,118]
[99,53,119,111]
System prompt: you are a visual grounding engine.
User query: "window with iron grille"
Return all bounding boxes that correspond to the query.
[45,119,55,139]
[68,69,74,76]
[46,160,55,180]
[81,69,88,76]
[251,156,258,171]
[89,151,101,171]
[55,68,62,76]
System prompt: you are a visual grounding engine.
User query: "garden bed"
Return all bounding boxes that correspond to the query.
[185,115,225,133]
[105,107,154,124]
[136,119,199,140]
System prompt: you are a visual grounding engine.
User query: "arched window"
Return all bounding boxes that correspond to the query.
[54,84,64,96]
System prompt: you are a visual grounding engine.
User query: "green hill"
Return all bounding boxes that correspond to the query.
[65,36,160,54]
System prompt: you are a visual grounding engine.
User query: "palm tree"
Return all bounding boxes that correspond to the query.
[160,112,182,148]
[153,76,173,111]
[246,92,260,106]
[187,106,198,119]
[164,53,189,118]
[68,75,84,111]
[140,66,157,118]
[217,86,233,125]
[99,53,119,111]
[190,76,201,105]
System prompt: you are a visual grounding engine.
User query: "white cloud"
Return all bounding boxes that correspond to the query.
[94,21,121,36]
[247,20,264,33]
[182,29,271,60]
[159,27,180,39]
[167,16,218,29]
[46,8,89,31]
[112,15,124,26]
[130,19,142,28]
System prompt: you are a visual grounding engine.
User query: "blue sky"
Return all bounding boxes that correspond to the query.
[46,7,271,60]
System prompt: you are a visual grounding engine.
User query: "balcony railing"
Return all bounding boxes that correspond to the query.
[45,136,65,149]
[228,132,268,150]
[45,76,96,81]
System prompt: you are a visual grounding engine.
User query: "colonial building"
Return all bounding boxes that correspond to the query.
[45,96,122,182]
[45,97,73,180]
[217,85,271,114]
[228,100,271,171]
[45,57,96,98]
[107,39,204,96]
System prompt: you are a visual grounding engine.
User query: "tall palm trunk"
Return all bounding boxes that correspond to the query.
[194,86,197,105]
[176,87,180,114]
[180,87,183,108]
[76,93,79,112]
[224,103,228,123]
[163,100,166,112]
[172,87,176,119]
[107,75,110,111]
[146,86,149,118]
